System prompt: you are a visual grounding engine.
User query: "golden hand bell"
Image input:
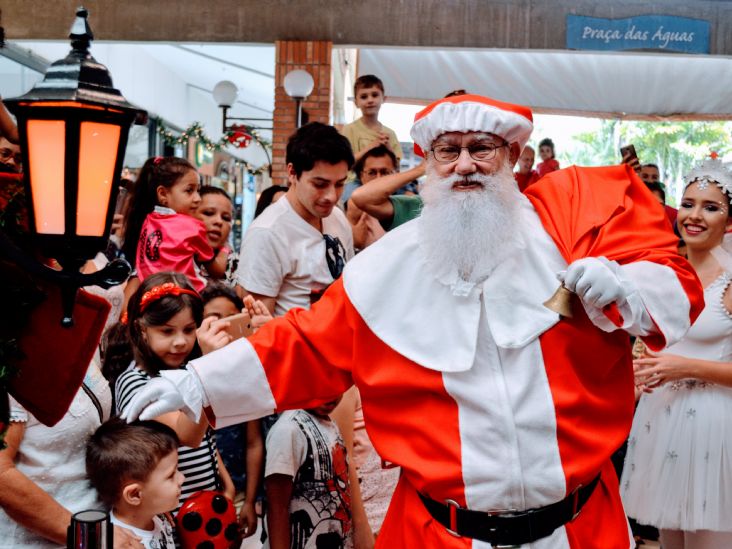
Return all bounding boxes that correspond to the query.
[543,284,574,318]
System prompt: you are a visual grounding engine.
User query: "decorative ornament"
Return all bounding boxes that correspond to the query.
[684,155,732,202]
[153,117,270,175]
[226,124,253,149]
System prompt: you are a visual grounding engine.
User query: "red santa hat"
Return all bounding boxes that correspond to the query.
[410,94,534,157]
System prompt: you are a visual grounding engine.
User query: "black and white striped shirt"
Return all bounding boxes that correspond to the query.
[115,364,220,511]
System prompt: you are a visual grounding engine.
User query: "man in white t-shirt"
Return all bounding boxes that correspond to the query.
[236,122,355,316]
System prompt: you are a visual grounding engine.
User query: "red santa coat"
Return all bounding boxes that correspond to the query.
[191,166,702,548]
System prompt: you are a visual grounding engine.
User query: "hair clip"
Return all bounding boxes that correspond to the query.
[153,156,163,165]
[139,282,200,313]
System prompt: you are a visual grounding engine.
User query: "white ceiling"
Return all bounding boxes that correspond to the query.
[359,47,732,120]
[3,41,277,166]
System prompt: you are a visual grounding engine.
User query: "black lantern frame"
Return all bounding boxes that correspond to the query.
[3,6,147,326]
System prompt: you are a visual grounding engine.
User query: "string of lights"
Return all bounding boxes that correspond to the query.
[153,117,272,175]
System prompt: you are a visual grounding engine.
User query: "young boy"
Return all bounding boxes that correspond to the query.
[86,419,183,549]
[341,75,403,165]
[264,397,352,549]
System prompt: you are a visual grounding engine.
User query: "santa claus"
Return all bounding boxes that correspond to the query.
[124,95,703,548]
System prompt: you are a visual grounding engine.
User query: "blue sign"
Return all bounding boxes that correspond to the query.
[567,15,710,54]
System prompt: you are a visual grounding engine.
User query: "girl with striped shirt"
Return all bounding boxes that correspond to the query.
[103,272,235,511]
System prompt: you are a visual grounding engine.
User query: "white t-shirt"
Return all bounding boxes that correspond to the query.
[265,410,353,549]
[110,512,175,549]
[236,197,354,317]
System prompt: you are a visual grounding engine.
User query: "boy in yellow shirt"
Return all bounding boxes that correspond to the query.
[341,75,403,164]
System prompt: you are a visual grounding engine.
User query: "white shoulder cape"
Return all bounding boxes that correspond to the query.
[342,197,568,373]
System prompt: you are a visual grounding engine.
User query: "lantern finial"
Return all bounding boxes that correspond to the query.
[69,6,93,56]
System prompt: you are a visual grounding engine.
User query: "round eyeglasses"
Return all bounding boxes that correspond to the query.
[430,142,508,163]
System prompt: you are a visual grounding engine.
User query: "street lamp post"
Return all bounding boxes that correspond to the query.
[3,6,147,326]
[282,70,314,128]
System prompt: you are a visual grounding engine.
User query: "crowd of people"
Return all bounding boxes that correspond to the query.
[0,71,730,549]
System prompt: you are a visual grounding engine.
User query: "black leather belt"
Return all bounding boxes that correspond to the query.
[419,474,600,547]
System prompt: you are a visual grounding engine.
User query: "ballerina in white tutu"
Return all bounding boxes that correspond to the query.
[621,157,732,549]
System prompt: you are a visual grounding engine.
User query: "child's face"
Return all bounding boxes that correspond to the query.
[142,307,198,368]
[203,296,240,320]
[539,146,553,161]
[517,149,535,174]
[354,85,385,117]
[158,170,201,216]
[307,395,343,418]
[139,451,184,515]
[197,193,233,249]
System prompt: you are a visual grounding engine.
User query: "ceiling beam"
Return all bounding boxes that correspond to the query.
[3,1,732,55]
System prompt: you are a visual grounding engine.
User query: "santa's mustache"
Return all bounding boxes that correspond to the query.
[424,171,504,194]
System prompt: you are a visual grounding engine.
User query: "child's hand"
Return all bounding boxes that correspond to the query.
[197,316,232,354]
[112,525,143,549]
[238,500,258,538]
[243,295,274,331]
[366,132,390,151]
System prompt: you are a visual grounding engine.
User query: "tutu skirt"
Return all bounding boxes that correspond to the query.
[621,382,732,531]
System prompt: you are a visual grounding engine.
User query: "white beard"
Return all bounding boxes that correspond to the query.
[418,162,524,284]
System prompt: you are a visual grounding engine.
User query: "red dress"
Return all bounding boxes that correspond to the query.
[537,158,561,178]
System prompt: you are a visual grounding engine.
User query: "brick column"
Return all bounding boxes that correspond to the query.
[271,40,332,185]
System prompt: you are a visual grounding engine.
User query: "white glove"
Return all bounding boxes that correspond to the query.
[558,257,628,309]
[121,369,207,423]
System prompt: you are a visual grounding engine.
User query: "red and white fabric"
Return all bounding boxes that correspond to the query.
[410,94,534,157]
[190,166,702,548]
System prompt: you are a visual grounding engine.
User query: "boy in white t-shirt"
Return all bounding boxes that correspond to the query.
[236,122,355,317]
[264,397,352,549]
[86,419,184,549]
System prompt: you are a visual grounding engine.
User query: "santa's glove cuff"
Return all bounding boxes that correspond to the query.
[121,369,208,423]
[560,257,630,309]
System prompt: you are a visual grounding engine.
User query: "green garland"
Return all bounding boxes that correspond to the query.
[153,117,271,175]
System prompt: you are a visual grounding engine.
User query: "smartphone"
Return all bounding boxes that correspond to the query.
[620,144,638,164]
[222,312,253,340]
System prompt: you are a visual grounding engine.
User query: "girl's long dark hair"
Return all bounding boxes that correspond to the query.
[254,185,288,218]
[121,157,196,268]
[102,272,203,392]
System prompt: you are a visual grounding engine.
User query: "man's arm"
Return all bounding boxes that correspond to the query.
[122,278,356,427]
[350,163,425,222]
[265,474,293,549]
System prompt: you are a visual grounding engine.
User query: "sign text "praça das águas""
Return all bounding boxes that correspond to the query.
[582,26,693,49]
[566,15,710,54]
